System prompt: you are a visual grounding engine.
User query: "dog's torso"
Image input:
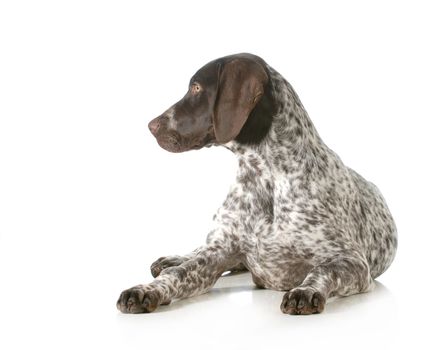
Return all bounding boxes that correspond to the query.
[209,64,397,293]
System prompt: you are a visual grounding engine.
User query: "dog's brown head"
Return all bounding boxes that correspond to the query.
[148,53,277,153]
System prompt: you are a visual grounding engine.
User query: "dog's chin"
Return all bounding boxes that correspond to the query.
[156,139,184,153]
[155,137,215,153]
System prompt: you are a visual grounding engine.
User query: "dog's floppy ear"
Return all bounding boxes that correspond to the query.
[213,58,268,144]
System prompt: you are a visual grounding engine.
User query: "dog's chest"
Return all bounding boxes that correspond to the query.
[242,223,316,290]
[233,163,326,289]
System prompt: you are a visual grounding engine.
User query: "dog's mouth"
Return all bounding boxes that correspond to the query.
[156,135,184,153]
[190,138,207,150]
[155,132,215,153]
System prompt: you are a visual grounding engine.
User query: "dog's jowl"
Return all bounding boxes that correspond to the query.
[117,53,397,315]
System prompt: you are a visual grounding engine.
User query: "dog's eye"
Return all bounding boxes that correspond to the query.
[190,83,202,95]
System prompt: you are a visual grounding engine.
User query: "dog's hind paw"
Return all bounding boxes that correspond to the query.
[150,255,189,277]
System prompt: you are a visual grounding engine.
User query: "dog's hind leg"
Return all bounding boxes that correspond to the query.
[150,255,192,278]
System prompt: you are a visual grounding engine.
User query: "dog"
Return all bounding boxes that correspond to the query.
[117,53,397,315]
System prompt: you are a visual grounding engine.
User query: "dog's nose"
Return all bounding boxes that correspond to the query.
[148,117,161,136]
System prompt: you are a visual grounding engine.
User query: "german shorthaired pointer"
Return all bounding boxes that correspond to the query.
[117,53,397,315]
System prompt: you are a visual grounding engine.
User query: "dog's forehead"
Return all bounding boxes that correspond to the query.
[190,59,221,86]
[189,53,266,86]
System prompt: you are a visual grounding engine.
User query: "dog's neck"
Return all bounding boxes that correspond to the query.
[224,71,333,178]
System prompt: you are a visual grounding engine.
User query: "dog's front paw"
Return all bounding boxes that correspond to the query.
[116,285,163,314]
[150,255,189,277]
[280,287,325,315]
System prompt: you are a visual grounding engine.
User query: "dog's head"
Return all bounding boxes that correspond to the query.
[148,53,277,153]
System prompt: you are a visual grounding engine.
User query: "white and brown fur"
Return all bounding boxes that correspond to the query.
[117,53,397,315]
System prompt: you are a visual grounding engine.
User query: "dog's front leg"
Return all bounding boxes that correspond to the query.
[280,253,375,315]
[117,238,239,313]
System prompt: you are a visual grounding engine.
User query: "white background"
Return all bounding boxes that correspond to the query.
[1,1,425,349]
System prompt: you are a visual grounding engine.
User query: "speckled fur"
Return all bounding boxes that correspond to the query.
[117,55,397,315]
